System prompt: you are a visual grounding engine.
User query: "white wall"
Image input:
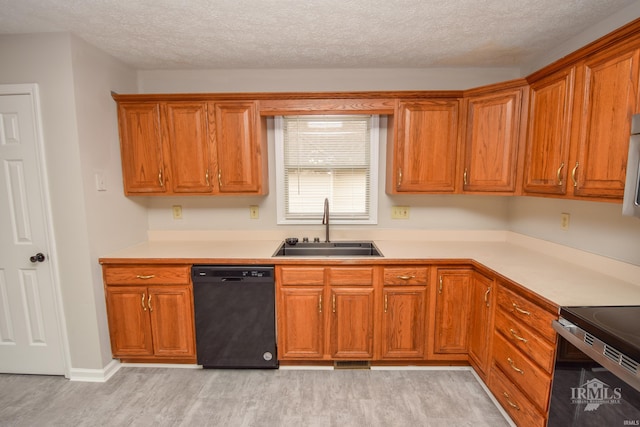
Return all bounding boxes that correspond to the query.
[0,33,143,371]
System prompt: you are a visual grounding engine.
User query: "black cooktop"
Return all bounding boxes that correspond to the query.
[561,306,640,363]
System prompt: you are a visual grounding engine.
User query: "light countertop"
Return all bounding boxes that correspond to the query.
[99,232,640,309]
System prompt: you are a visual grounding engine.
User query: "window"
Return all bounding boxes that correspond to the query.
[275,115,379,224]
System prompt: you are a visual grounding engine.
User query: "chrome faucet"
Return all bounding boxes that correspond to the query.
[322,197,330,243]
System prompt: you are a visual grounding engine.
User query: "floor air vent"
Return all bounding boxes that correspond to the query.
[334,361,371,370]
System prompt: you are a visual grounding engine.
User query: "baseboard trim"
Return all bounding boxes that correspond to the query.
[68,359,121,382]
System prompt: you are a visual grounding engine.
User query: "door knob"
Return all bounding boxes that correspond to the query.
[29,253,46,263]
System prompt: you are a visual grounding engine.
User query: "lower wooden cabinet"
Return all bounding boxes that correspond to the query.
[278,286,325,359]
[330,287,375,358]
[102,265,196,363]
[467,271,495,378]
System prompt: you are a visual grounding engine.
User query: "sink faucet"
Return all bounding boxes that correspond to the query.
[322,198,330,243]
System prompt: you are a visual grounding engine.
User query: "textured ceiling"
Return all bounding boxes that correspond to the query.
[0,0,637,70]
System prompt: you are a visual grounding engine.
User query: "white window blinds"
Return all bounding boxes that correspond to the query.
[275,115,379,224]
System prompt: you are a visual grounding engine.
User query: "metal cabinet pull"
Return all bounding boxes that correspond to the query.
[397,168,402,189]
[148,294,152,312]
[384,294,388,313]
[463,168,468,185]
[136,275,155,280]
[512,303,530,316]
[141,293,147,311]
[507,357,524,374]
[205,168,210,186]
[438,276,443,294]
[218,170,223,188]
[571,162,579,187]
[158,169,164,187]
[318,295,322,313]
[332,294,336,313]
[556,162,565,186]
[484,287,491,307]
[397,275,415,281]
[502,392,520,410]
[509,329,528,343]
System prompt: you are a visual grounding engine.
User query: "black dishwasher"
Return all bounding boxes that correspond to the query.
[192,265,277,368]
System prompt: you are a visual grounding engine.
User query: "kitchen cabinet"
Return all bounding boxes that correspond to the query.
[387,99,461,193]
[380,267,429,359]
[462,82,527,194]
[467,270,495,379]
[114,96,267,196]
[523,67,575,195]
[430,267,472,358]
[102,265,196,363]
[570,47,640,199]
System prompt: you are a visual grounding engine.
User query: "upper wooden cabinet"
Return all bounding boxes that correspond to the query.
[523,68,575,195]
[115,98,267,196]
[462,83,527,194]
[387,99,461,193]
[570,47,640,199]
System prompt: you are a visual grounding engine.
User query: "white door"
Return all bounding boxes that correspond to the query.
[0,86,66,374]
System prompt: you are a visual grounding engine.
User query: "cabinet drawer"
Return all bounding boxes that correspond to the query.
[328,267,374,286]
[383,267,428,286]
[104,265,190,285]
[497,285,557,343]
[492,331,552,412]
[494,308,555,373]
[489,363,547,427]
[278,267,325,286]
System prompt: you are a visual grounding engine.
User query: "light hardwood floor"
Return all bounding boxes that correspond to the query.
[0,367,511,426]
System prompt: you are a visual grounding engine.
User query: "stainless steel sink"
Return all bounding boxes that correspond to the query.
[273,241,383,257]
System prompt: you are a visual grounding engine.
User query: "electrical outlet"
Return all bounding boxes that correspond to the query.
[172,205,182,220]
[391,206,410,219]
[249,205,259,219]
[560,212,570,231]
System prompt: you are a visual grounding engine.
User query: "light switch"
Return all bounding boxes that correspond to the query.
[250,205,259,219]
[172,205,183,220]
[95,172,106,191]
[391,206,410,219]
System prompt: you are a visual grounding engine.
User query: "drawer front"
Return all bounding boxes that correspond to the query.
[383,267,428,286]
[328,267,374,286]
[104,265,190,285]
[489,364,547,427]
[493,331,552,412]
[497,285,557,343]
[278,267,325,286]
[494,308,555,373]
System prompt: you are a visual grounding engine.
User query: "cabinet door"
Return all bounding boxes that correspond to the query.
[329,287,375,359]
[278,287,325,359]
[148,285,196,358]
[391,100,460,193]
[467,272,494,377]
[105,286,153,357]
[463,87,524,193]
[381,287,427,359]
[117,103,166,194]
[523,68,574,195]
[433,269,471,354]
[210,101,263,193]
[572,48,640,198]
[164,102,212,193]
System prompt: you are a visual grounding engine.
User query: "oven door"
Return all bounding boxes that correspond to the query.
[548,321,640,427]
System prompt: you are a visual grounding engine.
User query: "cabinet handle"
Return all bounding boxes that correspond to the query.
[509,328,528,343]
[438,276,443,294]
[512,303,530,316]
[484,287,491,307]
[148,294,152,312]
[218,170,223,188]
[397,168,402,189]
[205,168,210,186]
[136,275,155,280]
[556,162,565,186]
[507,357,525,375]
[502,392,520,410]
[571,162,579,187]
[463,168,468,185]
[384,294,388,313]
[396,275,415,281]
[141,293,147,311]
[318,295,322,313]
[158,169,164,187]
[332,294,336,313]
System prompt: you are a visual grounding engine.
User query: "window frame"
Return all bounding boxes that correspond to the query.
[274,115,379,225]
